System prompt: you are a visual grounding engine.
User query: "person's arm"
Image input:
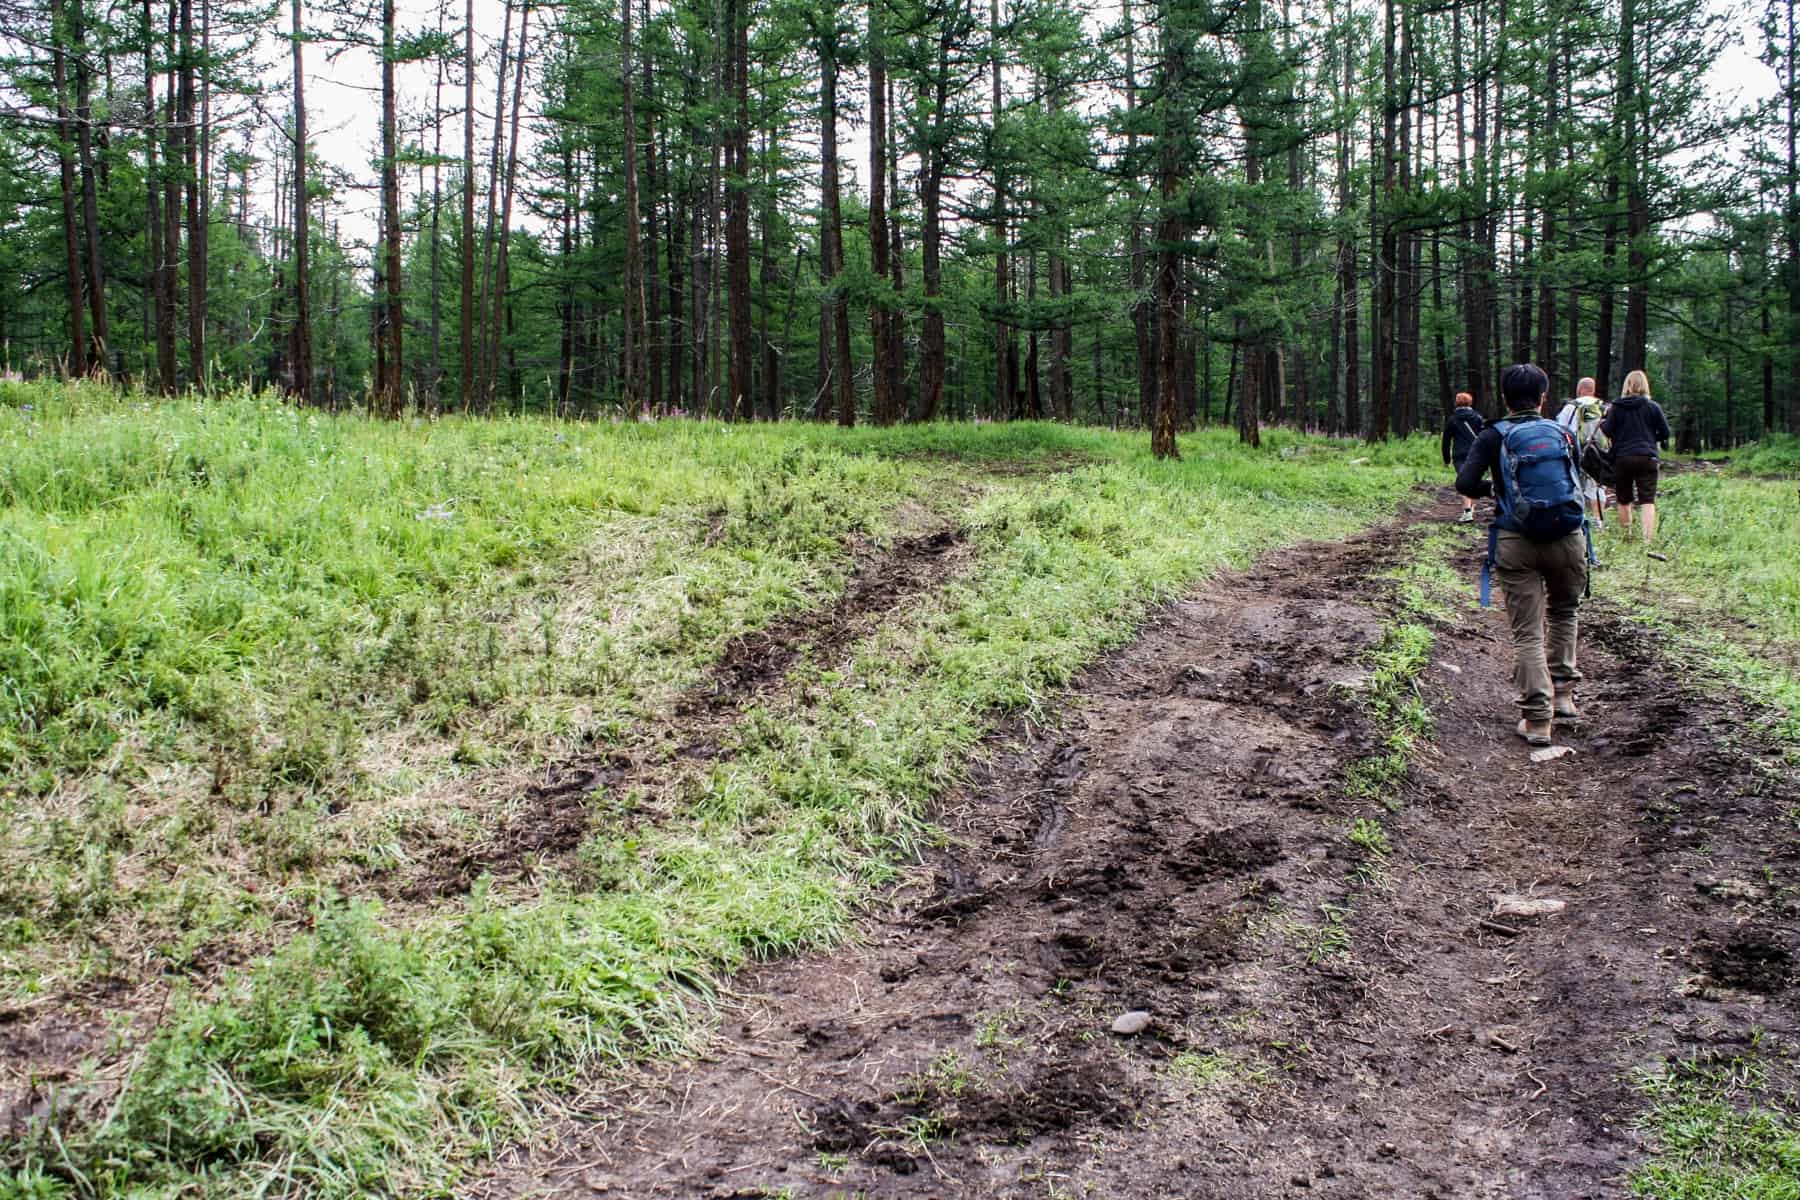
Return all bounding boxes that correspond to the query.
[1652,403,1672,449]
[1455,427,1498,498]
[1442,417,1454,465]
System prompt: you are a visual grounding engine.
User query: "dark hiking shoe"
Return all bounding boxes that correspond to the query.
[1516,718,1553,747]
[1553,689,1579,721]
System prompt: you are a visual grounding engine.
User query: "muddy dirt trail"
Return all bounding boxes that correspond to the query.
[482,491,1800,1200]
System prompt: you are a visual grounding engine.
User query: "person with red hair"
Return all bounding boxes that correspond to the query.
[1441,391,1484,523]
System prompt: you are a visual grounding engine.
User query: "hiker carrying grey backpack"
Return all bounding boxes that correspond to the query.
[1555,378,1608,527]
[1455,363,1594,748]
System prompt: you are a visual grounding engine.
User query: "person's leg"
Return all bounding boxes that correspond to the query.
[1496,534,1552,732]
[1614,467,1635,537]
[1545,531,1588,717]
[1637,463,1659,544]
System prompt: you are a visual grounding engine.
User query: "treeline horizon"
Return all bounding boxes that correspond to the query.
[0,0,1795,454]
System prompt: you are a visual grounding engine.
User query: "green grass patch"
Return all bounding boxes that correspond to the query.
[1725,434,1800,478]
[1593,470,1800,744]
[0,392,1438,1198]
[1342,620,1435,811]
[1630,1048,1800,1199]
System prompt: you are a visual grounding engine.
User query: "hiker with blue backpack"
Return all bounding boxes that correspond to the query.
[1455,363,1595,748]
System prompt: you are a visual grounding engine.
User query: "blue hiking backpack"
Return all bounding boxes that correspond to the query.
[1478,416,1593,608]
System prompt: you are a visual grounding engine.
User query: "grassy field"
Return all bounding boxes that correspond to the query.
[1589,448,1800,741]
[6,384,1800,1198]
[0,385,1443,1198]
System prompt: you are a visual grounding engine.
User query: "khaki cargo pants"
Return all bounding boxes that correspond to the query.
[1494,529,1588,721]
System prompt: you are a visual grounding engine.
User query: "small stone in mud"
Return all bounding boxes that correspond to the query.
[1529,745,1574,764]
[1111,1010,1153,1036]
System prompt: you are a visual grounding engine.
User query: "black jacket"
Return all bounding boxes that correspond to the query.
[1599,394,1671,459]
[1455,410,1572,500]
[1442,406,1486,466]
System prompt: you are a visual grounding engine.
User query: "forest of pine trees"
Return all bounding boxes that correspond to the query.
[0,0,1794,448]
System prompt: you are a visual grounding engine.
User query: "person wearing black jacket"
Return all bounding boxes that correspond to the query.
[1441,392,1485,523]
[1599,369,1672,546]
[1456,365,1589,747]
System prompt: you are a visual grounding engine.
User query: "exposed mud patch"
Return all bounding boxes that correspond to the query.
[478,493,1800,1199]
[398,528,969,900]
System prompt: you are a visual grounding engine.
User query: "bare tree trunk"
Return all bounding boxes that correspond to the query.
[180,0,202,386]
[290,0,312,405]
[758,119,778,419]
[916,15,955,422]
[478,0,513,409]
[428,31,444,411]
[488,4,529,416]
[50,0,87,378]
[867,0,892,424]
[71,3,109,375]
[145,0,174,392]
[642,0,663,414]
[990,0,1014,419]
[621,0,647,413]
[1621,0,1649,372]
[460,0,475,409]
[886,71,906,419]
[378,0,404,415]
[1151,9,1185,458]
[725,0,751,419]
[816,13,854,426]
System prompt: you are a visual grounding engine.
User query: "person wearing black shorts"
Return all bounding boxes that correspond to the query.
[1600,369,1671,546]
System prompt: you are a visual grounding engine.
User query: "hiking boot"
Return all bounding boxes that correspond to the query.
[1553,688,1579,721]
[1516,718,1553,747]
[1458,509,1475,524]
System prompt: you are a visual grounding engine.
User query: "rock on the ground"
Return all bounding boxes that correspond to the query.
[1111,1010,1153,1036]
[1492,895,1567,919]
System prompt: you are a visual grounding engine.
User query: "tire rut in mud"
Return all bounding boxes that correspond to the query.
[396,527,970,901]
[477,496,1800,1199]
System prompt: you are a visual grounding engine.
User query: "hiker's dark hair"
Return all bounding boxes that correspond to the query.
[1501,363,1548,411]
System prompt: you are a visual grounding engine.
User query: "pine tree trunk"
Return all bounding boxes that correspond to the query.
[478,0,513,410]
[379,0,404,415]
[867,0,892,425]
[460,0,475,410]
[428,38,443,411]
[621,0,647,413]
[180,0,202,386]
[50,0,87,378]
[816,17,854,426]
[990,0,1013,420]
[72,5,109,375]
[290,0,312,406]
[725,0,751,420]
[489,5,529,416]
[145,0,173,392]
[1151,8,1184,458]
[917,24,950,422]
[642,0,663,415]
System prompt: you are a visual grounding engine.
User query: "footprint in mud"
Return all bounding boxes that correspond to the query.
[1166,822,1284,883]
[808,1046,1138,1174]
[1141,914,1246,980]
[1693,934,1796,996]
